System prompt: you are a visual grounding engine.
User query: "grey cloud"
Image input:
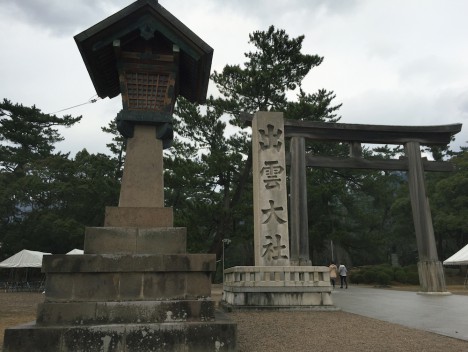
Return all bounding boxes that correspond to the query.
[458,92,468,116]
[218,0,360,25]
[229,0,359,14]
[0,0,132,36]
[367,40,400,60]
[398,56,459,85]
[313,0,360,15]
[0,0,360,38]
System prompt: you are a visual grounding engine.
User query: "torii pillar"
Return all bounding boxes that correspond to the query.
[406,141,448,294]
[290,136,311,265]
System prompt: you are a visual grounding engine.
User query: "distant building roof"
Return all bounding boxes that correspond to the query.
[74,0,213,104]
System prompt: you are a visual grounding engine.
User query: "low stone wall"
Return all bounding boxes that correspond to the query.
[223,266,336,310]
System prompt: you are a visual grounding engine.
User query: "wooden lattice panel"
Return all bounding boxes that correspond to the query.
[125,72,171,110]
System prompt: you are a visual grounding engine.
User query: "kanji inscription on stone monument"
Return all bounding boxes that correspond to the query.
[252,112,290,266]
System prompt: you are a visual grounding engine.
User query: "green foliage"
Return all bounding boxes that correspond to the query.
[350,264,420,285]
[375,271,392,286]
[285,88,342,123]
[167,96,251,254]
[362,269,378,284]
[393,268,408,283]
[101,120,126,180]
[405,271,420,285]
[0,100,119,258]
[212,25,323,115]
[350,271,363,284]
[0,99,81,173]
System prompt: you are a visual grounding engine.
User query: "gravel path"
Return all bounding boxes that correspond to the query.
[212,285,468,352]
[229,310,468,352]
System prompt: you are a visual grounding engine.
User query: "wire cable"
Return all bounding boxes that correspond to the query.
[48,95,101,115]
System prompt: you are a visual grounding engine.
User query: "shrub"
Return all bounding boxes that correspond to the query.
[393,268,407,283]
[406,271,420,285]
[350,264,420,286]
[375,272,391,286]
[362,270,378,284]
[380,265,394,278]
[350,272,363,284]
[403,264,418,274]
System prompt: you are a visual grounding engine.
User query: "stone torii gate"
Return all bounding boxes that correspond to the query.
[285,118,462,293]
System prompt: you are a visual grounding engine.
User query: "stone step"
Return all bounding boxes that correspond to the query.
[4,312,237,352]
[37,300,215,325]
[43,253,214,273]
[104,206,173,228]
[84,226,186,254]
[42,254,215,302]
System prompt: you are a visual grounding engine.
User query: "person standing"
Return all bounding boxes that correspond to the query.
[329,262,338,289]
[339,264,348,289]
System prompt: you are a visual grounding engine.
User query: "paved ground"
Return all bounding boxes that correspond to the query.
[332,286,468,341]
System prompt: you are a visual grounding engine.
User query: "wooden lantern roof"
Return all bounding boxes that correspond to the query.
[74,0,213,104]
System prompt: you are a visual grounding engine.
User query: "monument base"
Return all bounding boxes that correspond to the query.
[222,266,337,311]
[3,227,237,351]
[3,311,236,352]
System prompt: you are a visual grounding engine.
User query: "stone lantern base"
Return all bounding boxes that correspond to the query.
[3,225,237,352]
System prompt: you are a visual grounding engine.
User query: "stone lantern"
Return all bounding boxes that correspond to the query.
[2,1,236,351]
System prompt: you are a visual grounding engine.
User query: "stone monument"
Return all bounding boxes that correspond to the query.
[3,1,236,351]
[223,112,335,309]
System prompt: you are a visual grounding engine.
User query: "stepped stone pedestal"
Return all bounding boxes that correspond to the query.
[4,129,236,352]
[3,212,236,351]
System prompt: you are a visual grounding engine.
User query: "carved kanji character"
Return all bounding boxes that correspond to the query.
[260,160,284,189]
[258,124,283,151]
[261,200,287,224]
[261,234,289,260]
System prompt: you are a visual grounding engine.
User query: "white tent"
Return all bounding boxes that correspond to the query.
[443,244,468,265]
[66,249,84,255]
[444,244,468,288]
[0,249,51,268]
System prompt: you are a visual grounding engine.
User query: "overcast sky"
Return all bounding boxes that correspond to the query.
[1,0,467,156]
